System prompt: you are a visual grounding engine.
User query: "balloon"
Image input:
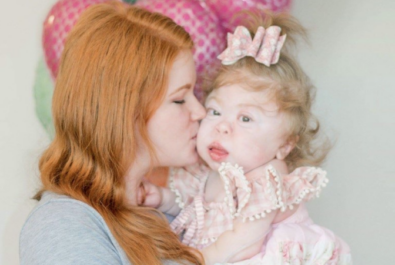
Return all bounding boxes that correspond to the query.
[135,0,226,100]
[33,57,55,138]
[43,0,116,79]
[202,0,292,32]
[40,0,121,137]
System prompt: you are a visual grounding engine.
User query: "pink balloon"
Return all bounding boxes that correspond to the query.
[136,0,226,100]
[202,0,292,32]
[43,0,116,79]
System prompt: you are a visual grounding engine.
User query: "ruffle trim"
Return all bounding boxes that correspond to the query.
[290,167,328,205]
[218,163,251,218]
[218,163,329,223]
[242,165,284,222]
[169,167,186,209]
[193,236,219,248]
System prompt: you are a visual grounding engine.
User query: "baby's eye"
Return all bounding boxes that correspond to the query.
[208,108,220,116]
[240,116,252,122]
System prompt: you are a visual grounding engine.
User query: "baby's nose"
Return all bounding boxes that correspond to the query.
[216,121,231,134]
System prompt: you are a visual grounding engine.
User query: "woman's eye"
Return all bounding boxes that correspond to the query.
[240,116,251,122]
[173,100,185,104]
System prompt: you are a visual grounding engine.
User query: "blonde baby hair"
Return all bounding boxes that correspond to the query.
[204,11,331,171]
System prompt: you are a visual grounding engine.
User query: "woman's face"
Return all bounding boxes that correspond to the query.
[147,50,206,167]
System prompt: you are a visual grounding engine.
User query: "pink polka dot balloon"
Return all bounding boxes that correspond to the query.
[43,0,116,80]
[135,0,226,99]
[201,0,292,32]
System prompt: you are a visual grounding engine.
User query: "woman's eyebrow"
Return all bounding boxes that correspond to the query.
[169,84,192,96]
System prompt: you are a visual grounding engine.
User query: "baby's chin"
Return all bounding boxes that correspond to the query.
[199,157,221,172]
[202,158,240,172]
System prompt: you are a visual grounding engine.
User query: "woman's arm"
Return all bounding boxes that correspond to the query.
[201,210,277,265]
[20,198,126,265]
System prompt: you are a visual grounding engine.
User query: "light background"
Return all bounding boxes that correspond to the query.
[0,0,394,264]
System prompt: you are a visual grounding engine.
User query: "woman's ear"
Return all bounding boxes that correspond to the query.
[276,135,299,160]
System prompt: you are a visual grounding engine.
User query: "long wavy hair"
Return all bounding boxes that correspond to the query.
[204,11,331,171]
[36,2,203,264]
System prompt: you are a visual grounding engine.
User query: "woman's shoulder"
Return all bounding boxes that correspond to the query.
[20,191,130,265]
[28,191,100,216]
[21,192,107,234]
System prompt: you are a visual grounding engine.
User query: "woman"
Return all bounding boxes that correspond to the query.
[20,2,205,264]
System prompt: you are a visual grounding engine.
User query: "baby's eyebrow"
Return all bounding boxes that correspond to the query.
[237,103,264,111]
[238,103,280,116]
[207,96,221,103]
[205,96,222,107]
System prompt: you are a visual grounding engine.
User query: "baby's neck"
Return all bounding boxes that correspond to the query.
[204,170,225,203]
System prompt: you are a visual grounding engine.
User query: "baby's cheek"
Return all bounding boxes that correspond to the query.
[197,122,211,138]
[244,142,269,163]
[196,135,206,156]
[240,136,261,150]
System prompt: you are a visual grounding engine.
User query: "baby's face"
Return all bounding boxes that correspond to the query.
[197,84,290,172]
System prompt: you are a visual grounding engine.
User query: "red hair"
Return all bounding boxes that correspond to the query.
[37,2,203,264]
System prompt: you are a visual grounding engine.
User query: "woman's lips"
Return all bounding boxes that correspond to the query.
[208,143,229,161]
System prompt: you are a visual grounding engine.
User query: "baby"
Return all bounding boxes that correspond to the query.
[142,11,352,265]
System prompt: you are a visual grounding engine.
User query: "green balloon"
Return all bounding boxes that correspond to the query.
[34,0,136,138]
[33,57,55,139]
[123,0,137,4]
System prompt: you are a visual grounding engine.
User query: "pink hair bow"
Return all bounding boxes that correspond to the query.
[217,26,287,67]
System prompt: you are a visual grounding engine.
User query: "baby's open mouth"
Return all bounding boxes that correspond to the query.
[208,143,229,161]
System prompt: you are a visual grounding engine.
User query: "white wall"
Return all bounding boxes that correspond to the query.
[291,1,395,264]
[0,0,394,264]
[0,0,57,264]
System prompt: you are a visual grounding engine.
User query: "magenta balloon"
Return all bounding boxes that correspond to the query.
[42,0,116,79]
[135,0,226,99]
[202,0,292,32]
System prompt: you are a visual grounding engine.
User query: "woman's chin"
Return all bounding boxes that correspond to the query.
[177,152,199,167]
[188,154,200,165]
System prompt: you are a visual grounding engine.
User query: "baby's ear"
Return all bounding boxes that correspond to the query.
[276,135,299,160]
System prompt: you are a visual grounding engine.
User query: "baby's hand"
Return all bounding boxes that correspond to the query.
[138,180,162,208]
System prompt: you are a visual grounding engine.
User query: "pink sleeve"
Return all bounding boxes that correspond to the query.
[168,163,209,209]
[238,166,328,222]
[219,163,328,222]
[282,166,329,204]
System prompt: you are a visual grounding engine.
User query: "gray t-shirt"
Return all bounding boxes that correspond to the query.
[20,191,179,265]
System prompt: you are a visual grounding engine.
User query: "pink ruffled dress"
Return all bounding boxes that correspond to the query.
[169,163,352,265]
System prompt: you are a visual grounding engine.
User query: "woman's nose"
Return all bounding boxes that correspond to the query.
[191,99,206,121]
